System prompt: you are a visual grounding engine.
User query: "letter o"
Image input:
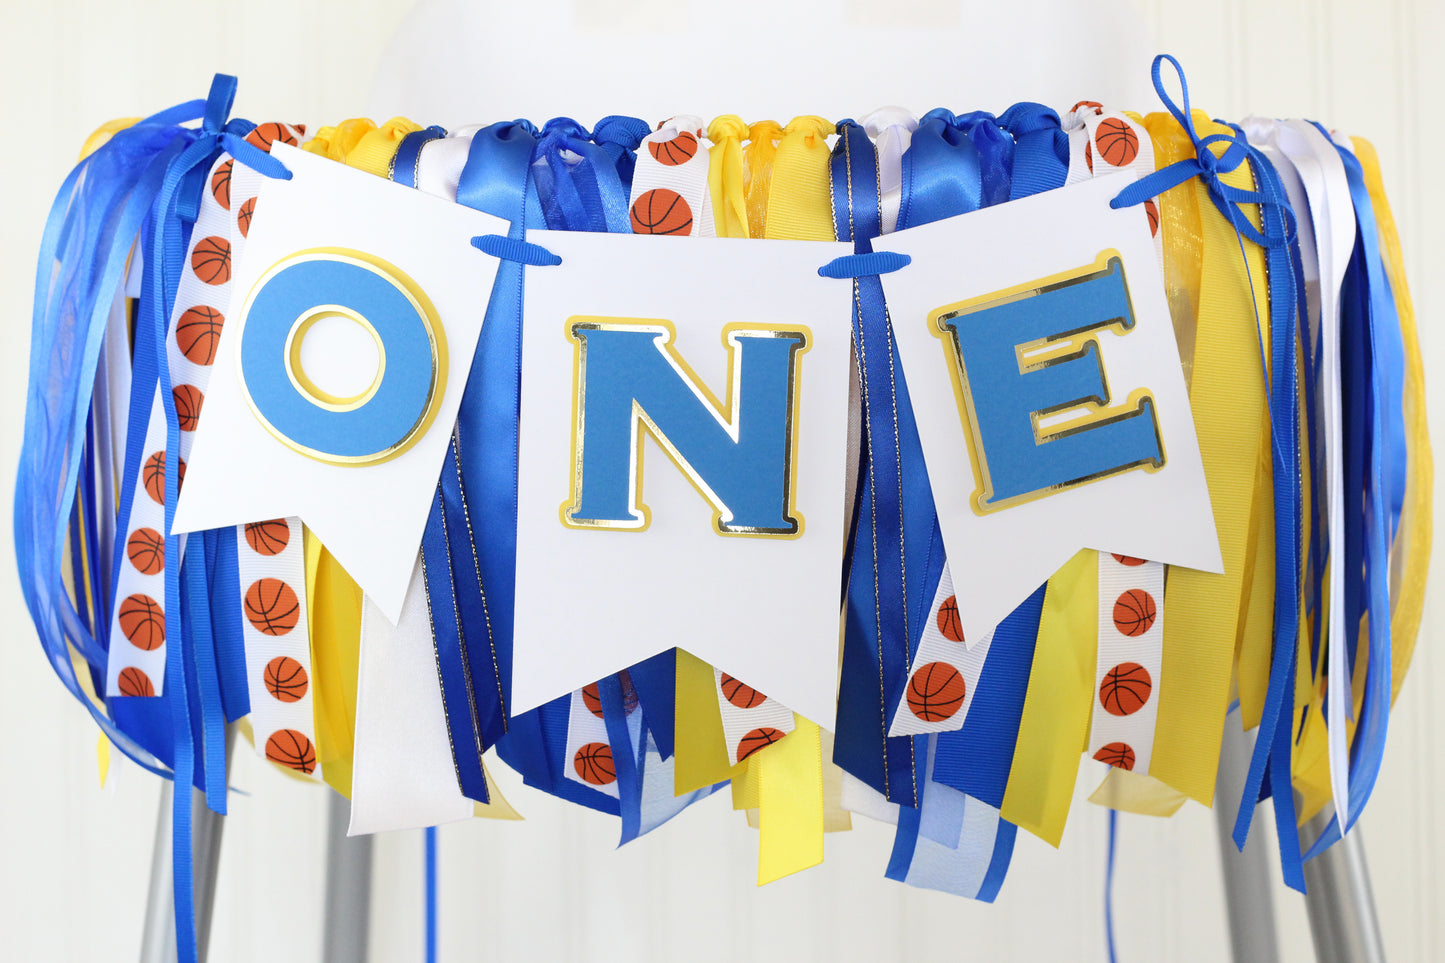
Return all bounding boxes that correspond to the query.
[236,250,447,465]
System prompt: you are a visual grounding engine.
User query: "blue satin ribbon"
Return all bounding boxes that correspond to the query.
[1301,135,1397,861]
[831,118,931,807]
[1113,56,1306,889]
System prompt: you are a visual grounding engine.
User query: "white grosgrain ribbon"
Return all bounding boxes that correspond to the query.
[226,125,324,777]
[1062,105,1170,776]
[628,116,715,237]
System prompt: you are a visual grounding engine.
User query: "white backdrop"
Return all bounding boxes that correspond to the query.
[0,1,1440,959]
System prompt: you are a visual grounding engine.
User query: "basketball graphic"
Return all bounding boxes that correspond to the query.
[582,682,604,718]
[210,160,232,211]
[1100,662,1153,716]
[176,306,225,366]
[937,594,965,643]
[1084,140,1093,174]
[906,661,967,722]
[126,527,165,576]
[118,593,165,650]
[264,656,309,702]
[246,122,299,151]
[630,188,693,235]
[1093,742,1137,771]
[190,236,232,285]
[117,666,156,698]
[1111,553,1147,567]
[238,196,256,238]
[244,578,301,636]
[244,519,291,556]
[173,383,204,432]
[573,742,616,785]
[1096,118,1140,167]
[143,451,167,505]
[265,729,317,774]
[648,131,699,166]
[736,727,785,762]
[1112,588,1157,637]
[1144,199,1160,237]
[720,673,766,709]
[1072,100,1104,116]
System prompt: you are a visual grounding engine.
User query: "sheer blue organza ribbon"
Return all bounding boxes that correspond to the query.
[1113,55,1306,889]
[15,73,288,963]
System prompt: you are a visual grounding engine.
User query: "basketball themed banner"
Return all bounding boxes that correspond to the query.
[13,57,1432,962]
[512,229,854,727]
[171,144,508,621]
[873,173,1222,644]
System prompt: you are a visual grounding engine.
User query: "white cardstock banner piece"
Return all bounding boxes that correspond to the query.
[173,144,509,622]
[874,174,1222,643]
[512,231,854,728]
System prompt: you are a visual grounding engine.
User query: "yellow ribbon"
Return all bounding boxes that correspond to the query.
[706,116,750,239]
[1145,110,1272,807]
[302,118,378,162]
[743,120,782,239]
[1000,549,1097,845]
[764,117,836,242]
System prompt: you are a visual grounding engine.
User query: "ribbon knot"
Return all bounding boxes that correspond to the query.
[708,114,749,144]
[748,119,784,144]
[1110,56,1292,252]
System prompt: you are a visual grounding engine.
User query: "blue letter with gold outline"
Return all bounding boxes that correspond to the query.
[932,253,1164,514]
[563,318,809,537]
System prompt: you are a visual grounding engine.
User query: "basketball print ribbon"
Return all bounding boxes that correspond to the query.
[230,130,322,781]
[1058,104,1172,785]
[629,116,715,238]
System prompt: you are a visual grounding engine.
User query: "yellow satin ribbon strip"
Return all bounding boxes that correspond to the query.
[1352,137,1432,703]
[302,118,378,162]
[707,116,750,239]
[756,716,826,884]
[674,648,745,794]
[304,527,364,797]
[473,757,524,820]
[1146,110,1271,807]
[347,117,423,176]
[1000,549,1097,845]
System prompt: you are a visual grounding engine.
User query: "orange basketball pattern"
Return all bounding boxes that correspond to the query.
[264,656,309,702]
[1093,742,1136,771]
[649,130,698,166]
[736,727,785,762]
[244,519,290,556]
[890,567,993,737]
[238,197,256,238]
[937,594,965,643]
[190,236,232,285]
[1112,588,1157,637]
[1095,117,1140,167]
[173,383,204,432]
[1086,551,1166,778]
[265,729,317,774]
[117,666,156,698]
[630,117,714,239]
[1100,662,1153,716]
[574,742,616,785]
[713,665,795,763]
[246,122,300,152]
[118,594,165,651]
[175,306,225,366]
[210,160,233,211]
[906,661,967,722]
[126,527,165,576]
[631,188,693,235]
[244,578,301,636]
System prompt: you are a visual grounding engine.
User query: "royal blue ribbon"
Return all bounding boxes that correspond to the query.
[1111,57,1306,889]
[831,118,933,807]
